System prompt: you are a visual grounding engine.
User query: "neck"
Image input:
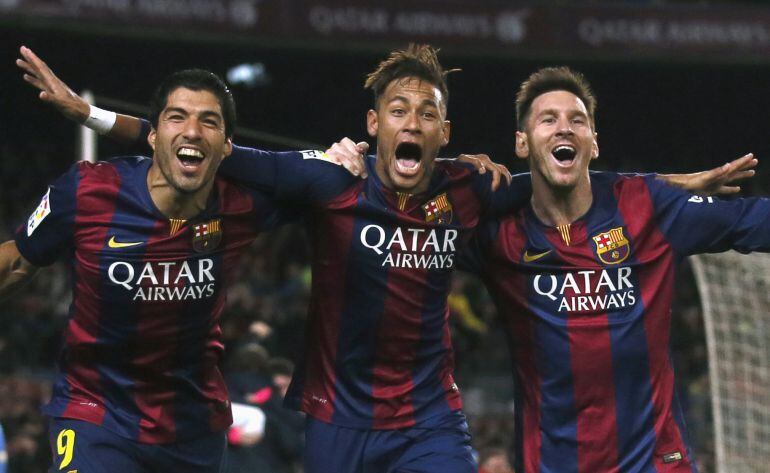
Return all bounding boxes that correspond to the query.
[529,173,593,227]
[146,165,213,219]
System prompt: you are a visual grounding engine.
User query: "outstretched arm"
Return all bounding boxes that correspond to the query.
[18,46,370,175]
[17,45,144,143]
[0,241,39,300]
[657,153,757,196]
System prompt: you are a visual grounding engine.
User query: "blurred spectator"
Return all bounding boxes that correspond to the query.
[478,446,515,473]
[225,345,304,473]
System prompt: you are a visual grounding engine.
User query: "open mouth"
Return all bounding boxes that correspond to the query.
[394,142,423,176]
[551,145,576,164]
[176,147,205,169]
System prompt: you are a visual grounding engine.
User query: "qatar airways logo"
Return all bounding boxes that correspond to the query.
[360,225,457,269]
[533,267,637,313]
[107,259,216,301]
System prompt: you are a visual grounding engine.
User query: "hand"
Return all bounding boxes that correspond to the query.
[16,45,90,123]
[456,154,512,191]
[325,137,369,178]
[658,153,757,196]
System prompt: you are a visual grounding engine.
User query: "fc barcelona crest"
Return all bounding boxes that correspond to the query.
[592,227,630,264]
[423,193,453,224]
[192,219,222,253]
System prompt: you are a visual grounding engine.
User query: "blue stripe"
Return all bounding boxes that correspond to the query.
[411,266,454,424]
[95,161,156,439]
[330,204,388,426]
[522,219,578,473]
[535,315,578,473]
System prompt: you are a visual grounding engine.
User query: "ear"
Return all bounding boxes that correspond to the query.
[515,131,529,160]
[441,120,451,147]
[366,109,378,137]
[148,128,157,151]
[591,132,599,160]
[223,137,233,158]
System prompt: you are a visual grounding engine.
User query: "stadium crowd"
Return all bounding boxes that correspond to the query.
[0,141,715,472]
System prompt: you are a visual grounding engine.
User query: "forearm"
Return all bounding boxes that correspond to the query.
[82,105,146,144]
[0,241,39,300]
[108,113,145,143]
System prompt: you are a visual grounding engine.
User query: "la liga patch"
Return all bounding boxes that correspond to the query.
[27,188,52,236]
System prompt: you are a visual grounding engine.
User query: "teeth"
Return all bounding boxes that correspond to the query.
[177,148,204,159]
[554,145,575,153]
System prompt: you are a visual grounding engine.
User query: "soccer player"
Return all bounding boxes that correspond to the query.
[464,66,769,473]
[0,67,363,472]
[17,45,754,473]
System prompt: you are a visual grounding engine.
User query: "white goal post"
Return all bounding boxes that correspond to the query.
[691,252,770,473]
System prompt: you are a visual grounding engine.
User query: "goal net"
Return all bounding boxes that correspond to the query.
[691,252,770,473]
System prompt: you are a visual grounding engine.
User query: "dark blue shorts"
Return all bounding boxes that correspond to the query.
[47,418,227,473]
[304,411,476,473]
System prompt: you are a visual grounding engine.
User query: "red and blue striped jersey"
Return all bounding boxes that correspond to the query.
[463,172,770,473]
[15,156,285,444]
[219,148,531,429]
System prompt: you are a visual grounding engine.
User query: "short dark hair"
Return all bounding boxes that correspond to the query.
[516,66,596,131]
[364,44,458,113]
[148,69,236,137]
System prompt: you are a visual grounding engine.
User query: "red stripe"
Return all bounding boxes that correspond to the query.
[491,215,542,472]
[545,222,620,473]
[370,259,426,428]
[61,163,122,424]
[133,220,183,443]
[439,308,462,412]
[447,173,482,231]
[300,184,360,422]
[616,177,694,471]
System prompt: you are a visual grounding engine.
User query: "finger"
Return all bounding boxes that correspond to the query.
[717,185,741,194]
[458,154,482,172]
[724,170,755,182]
[339,137,359,153]
[356,142,370,178]
[490,165,501,191]
[22,73,47,92]
[339,158,359,176]
[20,46,59,86]
[15,59,38,77]
[733,157,758,172]
[338,138,366,175]
[724,153,756,172]
[502,165,513,185]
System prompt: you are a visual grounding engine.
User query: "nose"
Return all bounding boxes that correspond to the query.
[402,111,421,134]
[182,117,203,140]
[555,118,574,138]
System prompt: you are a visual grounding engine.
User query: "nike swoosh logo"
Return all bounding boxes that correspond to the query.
[108,236,143,248]
[523,249,551,263]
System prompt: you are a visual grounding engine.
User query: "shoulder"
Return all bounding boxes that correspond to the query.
[75,155,150,181]
[434,159,477,181]
[590,170,652,193]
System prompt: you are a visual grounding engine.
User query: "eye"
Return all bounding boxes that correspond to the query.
[422,111,437,120]
[572,117,586,125]
[391,108,405,116]
[167,113,185,122]
[541,116,556,124]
